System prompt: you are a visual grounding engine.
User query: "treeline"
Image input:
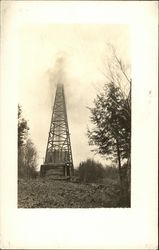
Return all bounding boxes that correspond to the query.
[76,158,130,206]
[77,159,118,184]
[18,104,38,179]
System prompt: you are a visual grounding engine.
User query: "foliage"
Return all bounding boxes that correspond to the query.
[18,147,26,178]
[103,165,119,180]
[24,139,38,178]
[78,159,105,183]
[88,82,131,162]
[18,104,38,179]
[18,104,29,148]
[87,45,131,203]
[18,165,130,208]
[18,178,125,208]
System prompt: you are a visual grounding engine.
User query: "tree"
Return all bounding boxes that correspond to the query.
[87,45,131,200]
[18,104,29,177]
[88,83,130,175]
[24,139,38,178]
[18,104,29,148]
[18,104,38,178]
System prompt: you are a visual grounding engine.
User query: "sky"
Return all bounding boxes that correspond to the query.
[18,24,130,169]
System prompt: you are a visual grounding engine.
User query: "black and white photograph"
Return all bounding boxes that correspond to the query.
[18,24,131,208]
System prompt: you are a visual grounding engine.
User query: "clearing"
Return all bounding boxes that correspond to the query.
[18,177,128,208]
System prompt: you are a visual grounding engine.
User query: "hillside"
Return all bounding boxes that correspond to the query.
[18,177,129,208]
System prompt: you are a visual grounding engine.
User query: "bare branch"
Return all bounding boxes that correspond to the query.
[107,43,131,85]
[114,53,131,85]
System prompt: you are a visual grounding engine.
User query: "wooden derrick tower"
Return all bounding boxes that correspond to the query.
[40,83,74,178]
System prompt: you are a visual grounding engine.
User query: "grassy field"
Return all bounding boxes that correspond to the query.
[18,176,130,208]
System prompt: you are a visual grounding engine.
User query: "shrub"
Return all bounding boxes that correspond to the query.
[78,159,105,183]
[103,166,119,180]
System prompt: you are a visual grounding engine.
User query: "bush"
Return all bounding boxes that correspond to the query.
[78,159,105,183]
[103,166,119,180]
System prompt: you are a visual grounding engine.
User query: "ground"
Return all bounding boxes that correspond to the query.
[18,176,130,208]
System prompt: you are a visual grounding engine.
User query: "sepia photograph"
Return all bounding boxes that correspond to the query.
[18,24,131,208]
[1,1,157,249]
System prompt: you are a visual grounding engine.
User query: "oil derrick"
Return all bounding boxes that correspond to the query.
[40,83,74,178]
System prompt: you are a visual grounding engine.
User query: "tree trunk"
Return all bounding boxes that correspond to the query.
[116,137,122,184]
[127,154,131,202]
[116,137,125,204]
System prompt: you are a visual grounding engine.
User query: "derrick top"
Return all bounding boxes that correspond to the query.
[57,83,64,88]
